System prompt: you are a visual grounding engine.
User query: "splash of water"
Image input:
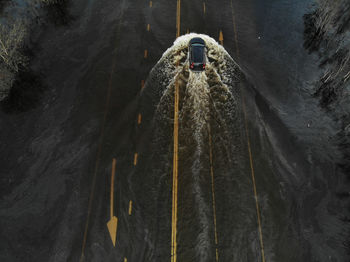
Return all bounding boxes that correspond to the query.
[143,33,244,261]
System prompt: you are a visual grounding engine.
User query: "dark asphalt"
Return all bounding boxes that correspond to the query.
[0,0,348,261]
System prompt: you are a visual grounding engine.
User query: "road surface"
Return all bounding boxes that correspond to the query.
[0,0,348,261]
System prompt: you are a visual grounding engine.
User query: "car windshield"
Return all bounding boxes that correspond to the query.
[191,44,204,63]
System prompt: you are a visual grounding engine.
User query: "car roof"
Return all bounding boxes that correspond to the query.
[189,37,205,46]
[191,44,204,63]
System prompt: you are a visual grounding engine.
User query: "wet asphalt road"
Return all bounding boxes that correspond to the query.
[0,0,348,261]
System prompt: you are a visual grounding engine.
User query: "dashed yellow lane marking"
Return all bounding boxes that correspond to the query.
[149,1,152,8]
[144,49,148,58]
[133,153,138,166]
[137,113,142,125]
[147,24,150,31]
[208,125,219,261]
[124,258,127,262]
[203,2,206,14]
[186,29,189,34]
[128,200,133,215]
[219,30,224,46]
[230,1,266,261]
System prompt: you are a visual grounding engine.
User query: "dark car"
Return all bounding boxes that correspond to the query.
[188,37,206,71]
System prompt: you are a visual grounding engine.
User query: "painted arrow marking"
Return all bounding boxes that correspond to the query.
[107,158,118,247]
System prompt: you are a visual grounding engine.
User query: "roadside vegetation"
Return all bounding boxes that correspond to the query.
[0,0,70,104]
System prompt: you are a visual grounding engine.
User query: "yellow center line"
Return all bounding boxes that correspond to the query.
[147,24,150,31]
[208,125,219,262]
[176,0,181,38]
[171,75,179,262]
[203,2,206,14]
[144,49,148,58]
[171,2,181,261]
[149,1,152,8]
[230,1,266,261]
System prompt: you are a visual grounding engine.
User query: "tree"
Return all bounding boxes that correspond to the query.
[0,20,27,73]
[0,20,27,101]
